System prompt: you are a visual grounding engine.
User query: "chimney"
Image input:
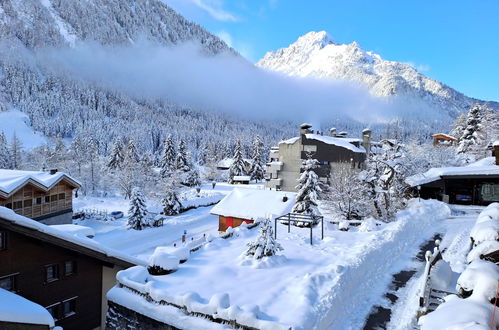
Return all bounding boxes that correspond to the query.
[494,142,499,165]
[300,123,312,135]
[362,128,372,156]
[329,128,336,137]
[49,169,58,175]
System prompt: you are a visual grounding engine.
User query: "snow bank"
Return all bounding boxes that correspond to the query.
[50,224,95,238]
[0,288,54,327]
[419,294,499,330]
[470,220,499,246]
[179,190,224,210]
[148,248,180,272]
[456,260,498,301]
[467,240,499,263]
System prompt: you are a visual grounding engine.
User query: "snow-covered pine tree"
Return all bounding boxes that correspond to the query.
[160,134,176,177]
[107,137,124,170]
[127,187,148,230]
[9,133,23,169]
[125,139,140,163]
[249,136,265,182]
[244,217,282,259]
[457,104,484,156]
[176,139,189,172]
[228,139,246,184]
[0,132,11,169]
[292,158,322,220]
[161,187,183,216]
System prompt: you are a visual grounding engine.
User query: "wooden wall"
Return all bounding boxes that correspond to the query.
[218,215,254,232]
[0,228,103,330]
[0,182,74,219]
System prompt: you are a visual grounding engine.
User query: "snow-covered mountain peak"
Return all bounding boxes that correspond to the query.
[292,31,336,50]
[257,31,498,119]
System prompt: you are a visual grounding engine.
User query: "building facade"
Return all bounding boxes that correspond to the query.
[265,124,372,192]
[0,170,80,225]
[0,211,139,329]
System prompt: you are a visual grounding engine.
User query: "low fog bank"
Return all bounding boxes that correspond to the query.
[28,41,449,127]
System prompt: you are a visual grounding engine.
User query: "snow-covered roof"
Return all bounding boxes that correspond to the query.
[305,134,365,153]
[232,176,251,181]
[406,157,499,186]
[50,224,95,238]
[0,288,55,327]
[432,133,457,140]
[279,134,365,153]
[279,136,300,145]
[210,188,296,220]
[0,169,81,197]
[0,207,144,268]
[216,158,252,169]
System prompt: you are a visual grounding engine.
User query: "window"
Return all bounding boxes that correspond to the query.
[64,261,76,276]
[4,203,12,209]
[45,196,51,203]
[13,201,23,210]
[50,195,58,202]
[24,199,32,207]
[45,264,59,283]
[45,302,61,321]
[0,274,17,292]
[62,297,77,318]
[303,145,317,152]
[58,193,65,200]
[0,231,6,250]
[34,197,42,205]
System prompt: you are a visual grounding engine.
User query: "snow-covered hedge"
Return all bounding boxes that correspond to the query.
[456,260,498,301]
[148,248,180,275]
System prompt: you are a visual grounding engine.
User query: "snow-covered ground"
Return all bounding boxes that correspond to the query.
[107,199,452,329]
[0,110,46,149]
[387,204,483,329]
[73,184,264,261]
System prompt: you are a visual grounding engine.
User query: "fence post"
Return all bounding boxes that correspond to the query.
[321,217,324,240]
[275,218,277,239]
[310,225,313,245]
[288,213,291,233]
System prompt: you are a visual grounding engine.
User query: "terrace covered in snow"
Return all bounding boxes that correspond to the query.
[211,188,296,231]
[407,157,499,205]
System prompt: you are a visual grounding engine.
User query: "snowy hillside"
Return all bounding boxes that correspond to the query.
[0,111,46,149]
[257,31,499,119]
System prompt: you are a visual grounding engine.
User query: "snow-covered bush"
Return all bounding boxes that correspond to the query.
[358,218,378,232]
[467,240,499,263]
[127,188,148,230]
[244,218,282,260]
[161,188,183,216]
[148,248,180,275]
[338,221,349,231]
[171,247,190,263]
[456,259,499,301]
[470,220,499,246]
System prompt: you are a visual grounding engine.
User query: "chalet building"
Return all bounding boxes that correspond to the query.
[407,155,499,205]
[211,188,296,232]
[265,124,373,192]
[432,133,457,147]
[0,169,80,225]
[0,207,143,329]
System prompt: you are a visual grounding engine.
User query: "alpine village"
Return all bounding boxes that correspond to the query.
[0,1,498,330]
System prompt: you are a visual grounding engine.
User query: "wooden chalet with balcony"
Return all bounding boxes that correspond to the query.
[0,169,80,225]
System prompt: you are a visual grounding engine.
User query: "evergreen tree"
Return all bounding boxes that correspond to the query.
[107,137,124,170]
[249,135,265,182]
[244,217,282,259]
[125,139,140,163]
[9,133,23,169]
[292,158,322,218]
[160,134,176,177]
[161,187,183,216]
[0,132,10,169]
[457,104,483,155]
[228,139,246,184]
[176,139,189,172]
[127,188,148,230]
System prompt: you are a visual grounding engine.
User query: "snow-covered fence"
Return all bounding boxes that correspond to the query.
[275,213,324,245]
[77,208,113,221]
[417,239,451,316]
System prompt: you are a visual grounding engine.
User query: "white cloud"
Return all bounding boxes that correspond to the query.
[216,30,233,47]
[216,30,256,62]
[190,0,239,22]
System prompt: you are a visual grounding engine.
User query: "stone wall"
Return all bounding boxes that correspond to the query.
[106,301,180,330]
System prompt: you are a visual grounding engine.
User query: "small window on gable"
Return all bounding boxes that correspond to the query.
[64,261,76,276]
[0,274,17,292]
[45,264,59,283]
[0,231,6,250]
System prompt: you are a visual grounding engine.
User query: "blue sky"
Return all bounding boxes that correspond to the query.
[164,0,499,102]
